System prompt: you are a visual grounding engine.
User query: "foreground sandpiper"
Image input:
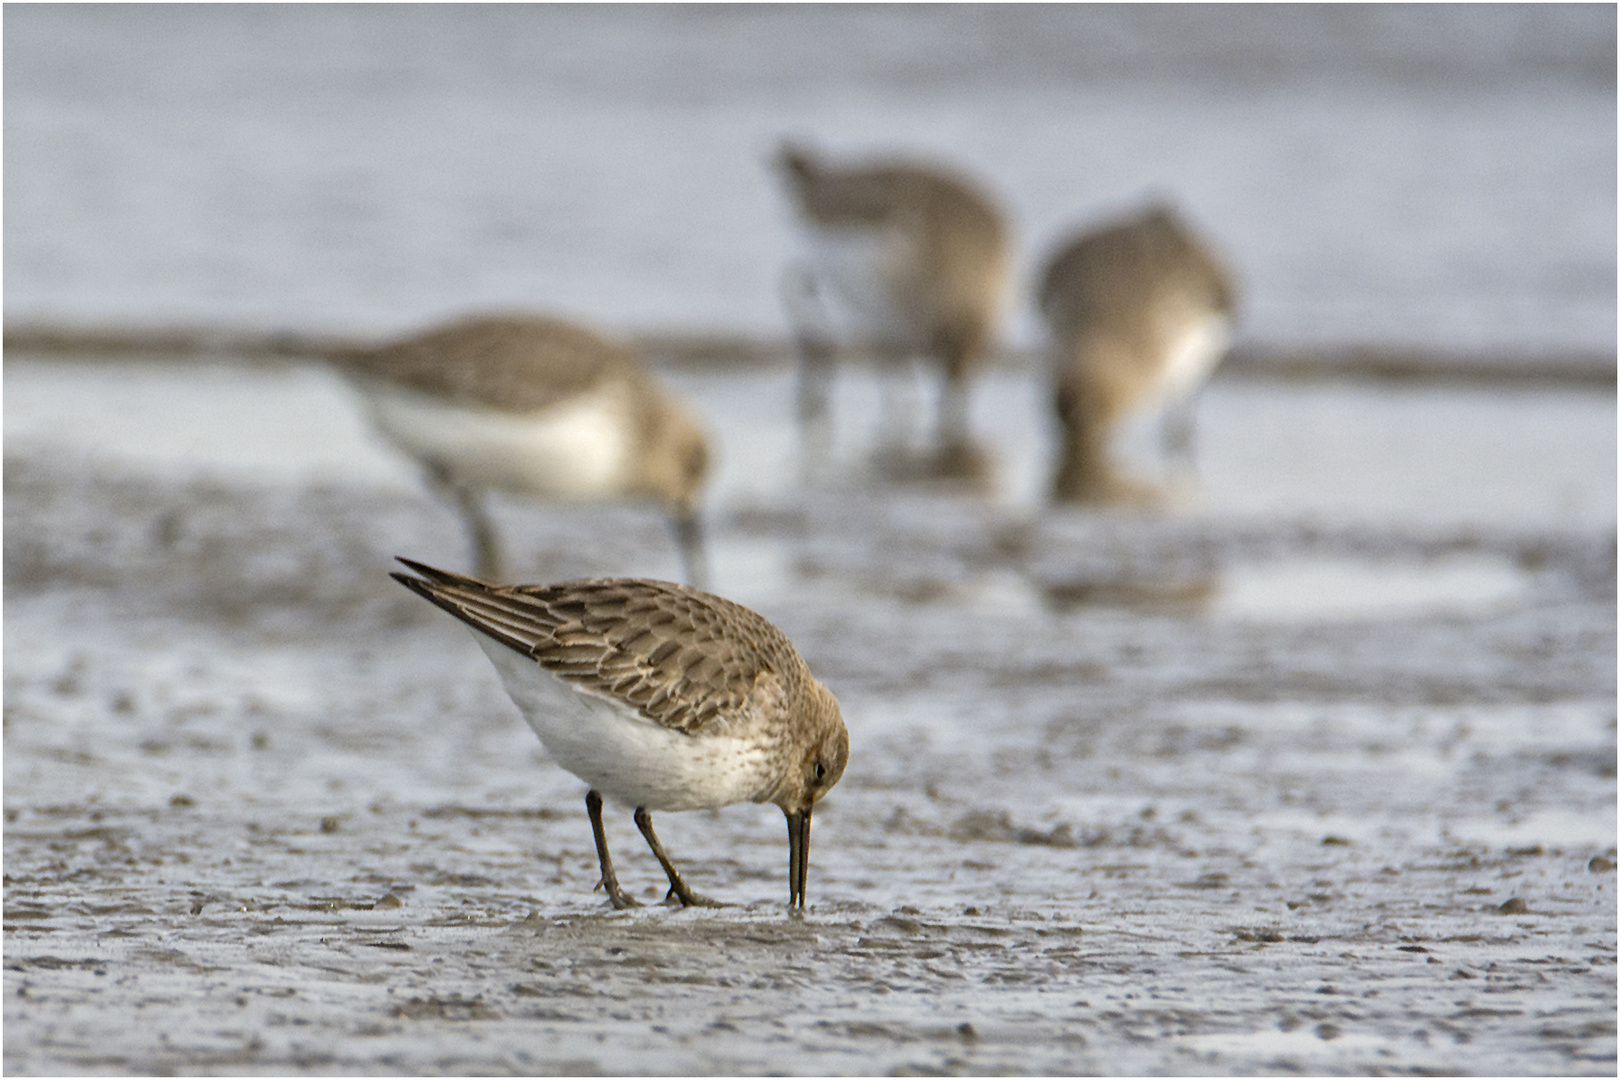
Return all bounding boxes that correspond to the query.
[1037,203,1237,505]
[775,142,1011,483]
[328,313,712,587]
[392,559,849,910]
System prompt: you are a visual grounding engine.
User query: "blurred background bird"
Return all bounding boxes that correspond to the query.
[776,142,1011,490]
[321,312,712,586]
[1037,203,1237,506]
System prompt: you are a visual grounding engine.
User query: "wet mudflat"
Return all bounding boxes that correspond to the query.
[6,6,1614,1073]
[4,360,1616,1075]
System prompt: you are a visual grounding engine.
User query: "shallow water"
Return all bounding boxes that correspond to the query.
[1213,553,1531,624]
[6,358,1615,532]
[5,356,1615,1075]
[5,6,1615,354]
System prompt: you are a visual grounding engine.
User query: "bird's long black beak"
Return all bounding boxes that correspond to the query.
[672,510,709,593]
[785,808,812,910]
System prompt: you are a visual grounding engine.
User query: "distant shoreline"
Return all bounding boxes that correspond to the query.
[4,320,1613,389]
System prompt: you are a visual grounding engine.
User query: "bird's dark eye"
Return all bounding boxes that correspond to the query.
[813,761,827,782]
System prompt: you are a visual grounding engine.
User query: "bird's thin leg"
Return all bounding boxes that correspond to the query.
[586,790,640,910]
[634,807,723,907]
[876,352,920,454]
[423,462,504,580]
[670,510,709,594]
[927,362,994,487]
[781,265,837,475]
[456,488,504,582]
[936,365,971,452]
[1162,392,1201,474]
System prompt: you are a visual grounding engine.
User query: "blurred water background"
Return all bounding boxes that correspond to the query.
[5,4,1615,356]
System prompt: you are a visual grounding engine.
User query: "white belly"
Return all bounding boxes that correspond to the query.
[1155,310,1231,403]
[354,379,633,499]
[475,636,775,812]
[796,224,918,342]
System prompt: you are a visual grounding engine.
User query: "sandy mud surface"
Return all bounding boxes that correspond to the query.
[6,8,1614,1073]
[5,361,1616,1075]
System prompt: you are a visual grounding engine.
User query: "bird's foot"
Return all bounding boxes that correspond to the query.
[597,880,643,910]
[872,441,995,494]
[928,439,995,488]
[1053,467,1166,509]
[664,885,726,908]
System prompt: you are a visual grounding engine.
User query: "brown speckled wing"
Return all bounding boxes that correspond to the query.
[1038,206,1235,338]
[393,561,799,735]
[335,313,641,413]
[781,153,1007,325]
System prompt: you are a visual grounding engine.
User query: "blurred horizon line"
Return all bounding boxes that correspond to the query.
[4,319,1613,389]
